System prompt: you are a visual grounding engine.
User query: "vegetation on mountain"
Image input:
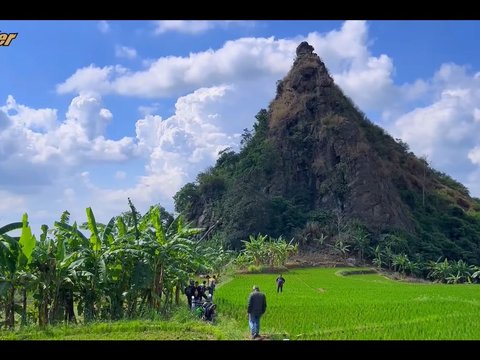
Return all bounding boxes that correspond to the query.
[174,42,480,274]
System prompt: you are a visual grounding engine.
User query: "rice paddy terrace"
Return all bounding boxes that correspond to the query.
[215,268,480,340]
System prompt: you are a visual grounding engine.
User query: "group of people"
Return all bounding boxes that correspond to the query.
[184,275,217,310]
[183,275,218,322]
[246,274,286,339]
[183,273,285,337]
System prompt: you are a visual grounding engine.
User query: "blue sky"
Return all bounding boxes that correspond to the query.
[2,20,480,233]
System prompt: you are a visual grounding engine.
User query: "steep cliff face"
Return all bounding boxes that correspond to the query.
[266,42,414,233]
[175,42,480,262]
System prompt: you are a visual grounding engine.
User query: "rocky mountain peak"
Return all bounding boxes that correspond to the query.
[296,41,314,57]
[270,42,334,129]
[268,42,415,233]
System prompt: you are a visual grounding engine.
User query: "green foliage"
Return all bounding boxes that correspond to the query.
[247,265,264,273]
[395,187,480,264]
[174,109,307,248]
[18,213,35,265]
[173,182,200,214]
[238,234,297,269]
[197,172,226,201]
[86,207,101,253]
[0,201,215,330]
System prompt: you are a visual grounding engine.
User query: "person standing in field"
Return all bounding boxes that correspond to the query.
[247,285,267,339]
[276,274,285,293]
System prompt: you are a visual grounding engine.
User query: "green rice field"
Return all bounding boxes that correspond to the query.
[215,268,480,339]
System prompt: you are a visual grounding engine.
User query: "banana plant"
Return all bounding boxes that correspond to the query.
[0,214,36,329]
[242,234,269,266]
[140,207,204,311]
[56,208,117,322]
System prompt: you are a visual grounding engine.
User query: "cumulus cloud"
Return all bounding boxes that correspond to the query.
[56,20,403,120]
[0,83,249,229]
[115,45,137,59]
[0,94,136,170]
[59,22,391,101]
[56,65,127,95]
[111,37,296,98]
[2,95,57,131]
[19,87,231,225]
[390,63,480,193]
[134,86,236,198]
[56,35,294,98]
[0,93,138,231]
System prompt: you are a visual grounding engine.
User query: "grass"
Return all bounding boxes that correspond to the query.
[0,320,216,340]
[214,267,480,340]
[0,306,245,340]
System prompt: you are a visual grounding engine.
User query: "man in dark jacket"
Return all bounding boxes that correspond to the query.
[247,285,267,339]
[184,280,195,309]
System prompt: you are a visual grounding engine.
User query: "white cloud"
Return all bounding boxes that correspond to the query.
[2,95,57,131]
[115,45,137,59]
[58,21,397,108]
[58,36,295,98]
[154,20,214,34]
[111,37,296,98]
[65,94,113,139]
[134,86,235,196]
[0,94,136,168]
[56,65,128,96]
[0,85,247,229]
[390,63,480,190]
[56,65,115,95]
[98,21,110,33]
[83,86,245,217]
